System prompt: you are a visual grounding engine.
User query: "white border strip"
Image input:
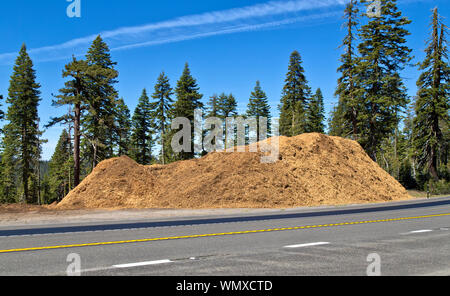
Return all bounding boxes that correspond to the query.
[284,242,330,248]
[409,229,433,234]
[113,259,172,268]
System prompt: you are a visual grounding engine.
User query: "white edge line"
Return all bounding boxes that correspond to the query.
[409,229,433,234]
[284,242,330,248]
[113,259,172,269]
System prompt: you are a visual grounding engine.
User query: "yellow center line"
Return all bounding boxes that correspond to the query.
[1,213,449,254]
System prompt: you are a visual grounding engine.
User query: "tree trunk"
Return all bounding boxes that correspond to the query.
[68,123,72,192]
[291,110,295,137]
[161,120,165,165]
[429,147,439,181]
[92,141,98,171]
[73,103,81,187]
[22,124,29,203]
[351,106,358,141]
[429,106,440,181]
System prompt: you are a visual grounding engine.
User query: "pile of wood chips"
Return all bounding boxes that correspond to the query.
[56,133,411,210]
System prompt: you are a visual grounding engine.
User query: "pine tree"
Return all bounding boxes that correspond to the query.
[328,103,349,137]
[413,8,449,181]
[205,93,237,150]
[47,57,91,188]
[398,106,418,188]
[48,129,73,203]
[247,81,271,141]
[130,89,154,165]
[279,51,311,137]
[355,0,412,160]
[1,44,42,203]
[206,93,237,119]
[40,174,52,205]
[82,35,119,169]
[0,123,18,203]
[307,88,325,133]
[115,98,131,156]
[220,93,238,119]
[377,127,401,180]
[172,63,204,160]
[331,0,360,138]
[161,130,177,164]
[206,94,221,118]
[151,72,173,164]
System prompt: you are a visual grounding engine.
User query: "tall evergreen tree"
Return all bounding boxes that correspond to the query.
[206,93,237,119]
[413,8,449,181]
[82,35,119,168]
[1,44,42,203]
[115,98,131,156]
[279,51,311,137]
[355,0,412,160]
[47,57,91,188]
[331,0,360,138]
[307,88,325,133]
[151,72,173,164]
[48,129,73,203]
[247,81,271,141]
[130,89,154,165]
[205,93,237,150]
[220,93,238,119]
[206,94,221,118]
[172,63,204,160]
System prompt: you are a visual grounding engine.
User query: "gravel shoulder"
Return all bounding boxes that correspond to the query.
[0,205,289,227]
[0,195,434,228]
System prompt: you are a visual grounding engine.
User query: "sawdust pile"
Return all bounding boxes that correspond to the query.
[56,133,411,210]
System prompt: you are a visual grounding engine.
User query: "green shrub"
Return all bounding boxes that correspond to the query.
[426,179,450,195]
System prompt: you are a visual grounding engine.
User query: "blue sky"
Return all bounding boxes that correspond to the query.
[0,0,448,160]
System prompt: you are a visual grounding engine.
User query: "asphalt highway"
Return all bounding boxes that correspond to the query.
[0,196,449,276]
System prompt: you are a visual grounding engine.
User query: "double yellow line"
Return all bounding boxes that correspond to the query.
[1,213,449,254]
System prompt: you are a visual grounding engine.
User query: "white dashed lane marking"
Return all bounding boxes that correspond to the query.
[283,242,330,248]
[112,259,172,268]
[409,229,433,234]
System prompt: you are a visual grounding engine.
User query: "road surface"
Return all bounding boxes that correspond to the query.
[0,196,449,276]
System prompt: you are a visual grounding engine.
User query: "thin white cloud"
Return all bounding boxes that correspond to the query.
[111,11,342,52]
[0,0,350,64]
[102,0,347,36]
